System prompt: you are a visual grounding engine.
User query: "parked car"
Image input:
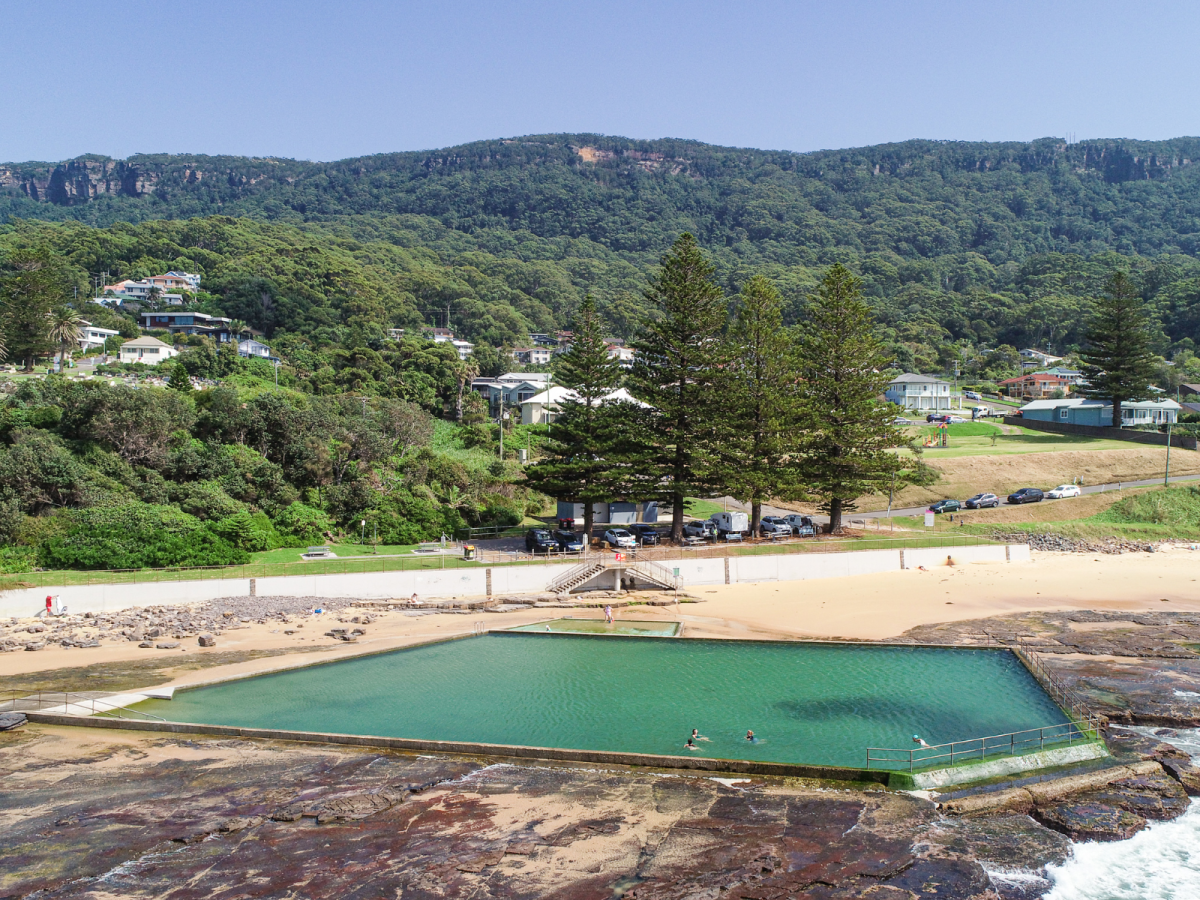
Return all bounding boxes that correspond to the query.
[946,415,966,424]
[603,528,637,549]
[760,516,792,538]
[963,390,981,400]
[893,416,914,426]
[525,529,559,554]
[783,514,816,536]
[1007,488,1045,505]
[552,530,586,552]
[627,523,661,545]
[1046,484,1082,499]
[926,413,950,423]
[683,519,716,539]
[964,492,1000,509]
[928,499,961,514]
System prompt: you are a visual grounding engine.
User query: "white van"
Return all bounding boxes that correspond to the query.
[711,511,749,535]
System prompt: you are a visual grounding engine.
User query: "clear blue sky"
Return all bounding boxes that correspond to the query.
[4,0,1198,163]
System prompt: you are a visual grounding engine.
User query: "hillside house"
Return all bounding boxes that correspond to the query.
[78,321,118,352]
[520,386,645,425]
[1020,397,1181,427]
[999,372,1073,400]
[1020,349,1064,369]
[884,374,958,412]
[473,373,552,413]
[118,336,178,366]
[139,311,234,342]
[511,347,553,366]
[238,338,276,360]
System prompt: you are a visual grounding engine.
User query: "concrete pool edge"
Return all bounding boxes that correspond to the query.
[22,712,892,785]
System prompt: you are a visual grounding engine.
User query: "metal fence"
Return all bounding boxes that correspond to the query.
[867,717,1102,772]
[865,639,1103,772]
[2,690,166,721]
[0,534,1008,590]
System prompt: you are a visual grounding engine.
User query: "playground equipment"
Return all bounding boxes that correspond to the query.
[923,423,949,448]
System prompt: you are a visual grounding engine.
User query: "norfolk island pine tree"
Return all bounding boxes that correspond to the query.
[1079,272,1160,428]
[716,275,806,535]
[524,296,642,541]
[797,265,904,534]
[627,234,730,543]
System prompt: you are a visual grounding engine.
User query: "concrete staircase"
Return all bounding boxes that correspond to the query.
[546,558,678,594]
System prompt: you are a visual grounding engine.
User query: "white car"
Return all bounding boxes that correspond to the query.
[604,528,637,549]
[683,519,716,539]
[1046,484,1081,499]
[946,415,967,424]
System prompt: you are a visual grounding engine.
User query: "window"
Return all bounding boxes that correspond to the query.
[1060,408,1068,420]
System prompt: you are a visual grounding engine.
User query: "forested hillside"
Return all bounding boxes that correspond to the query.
[5,134,1200,367]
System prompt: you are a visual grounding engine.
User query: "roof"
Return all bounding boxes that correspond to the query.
[523,386,647,408]
[1021,397,1181,411]
[888,373,949,385]
[120,336,173,349]
[1000,373,1071,384]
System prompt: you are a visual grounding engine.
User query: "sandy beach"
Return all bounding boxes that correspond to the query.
[4,545,1199,690]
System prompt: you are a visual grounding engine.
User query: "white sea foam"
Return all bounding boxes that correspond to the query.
[1044,728,1200,900]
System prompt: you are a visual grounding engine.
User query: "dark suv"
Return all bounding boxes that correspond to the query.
[1007,488,1044,505]
[627,524,660,545]
[553,530,586,552]
[525,529,559,553]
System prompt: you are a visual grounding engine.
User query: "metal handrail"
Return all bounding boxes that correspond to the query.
[867,716,1103,772]
[2,689,167,722]
[545,560,605,593]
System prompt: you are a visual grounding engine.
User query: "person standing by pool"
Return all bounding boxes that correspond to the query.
[604,605,613,624]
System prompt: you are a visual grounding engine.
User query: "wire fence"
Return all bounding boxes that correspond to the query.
[0,533,1008,590]
[1,690,166,721]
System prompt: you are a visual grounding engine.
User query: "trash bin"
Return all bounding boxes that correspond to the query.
[463,544,475,561]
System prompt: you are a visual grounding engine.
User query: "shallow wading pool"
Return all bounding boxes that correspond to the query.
[508,618,681,637]
[129,635,1070,770]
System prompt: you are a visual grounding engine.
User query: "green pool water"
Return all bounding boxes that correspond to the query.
[509,618,681,636]
[129,635,1070,770]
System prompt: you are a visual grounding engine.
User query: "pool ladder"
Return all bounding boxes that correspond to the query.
[472,621,487,636]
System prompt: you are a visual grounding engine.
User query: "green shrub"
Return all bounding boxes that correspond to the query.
[38,503,249,570]
[1097,486,1200,528]
[273,502,333,545]
[0,545,37,573]
[211,510,281,552]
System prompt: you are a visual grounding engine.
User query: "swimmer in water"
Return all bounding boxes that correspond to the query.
[692,728,709,742]
[912,734,931,749]
[746,730,755,742]
[685,737,698,750]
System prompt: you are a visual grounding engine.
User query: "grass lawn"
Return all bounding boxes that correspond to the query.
[900,423,1134,459]
[683,498,729,519]
[249,542,425,565]
[891,485,1200,542]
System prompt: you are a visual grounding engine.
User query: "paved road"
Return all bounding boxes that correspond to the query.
[716,471,1200,525]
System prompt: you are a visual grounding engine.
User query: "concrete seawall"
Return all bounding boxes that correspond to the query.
[0,543,1029,618]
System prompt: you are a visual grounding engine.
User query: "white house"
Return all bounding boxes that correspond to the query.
[238,338,275,360]
[118,336,178,366]
[520,386,646,425]
[511,347,553,366]
[884,374,958,412]
[1020,349,1064,369]
[78,321,119,351]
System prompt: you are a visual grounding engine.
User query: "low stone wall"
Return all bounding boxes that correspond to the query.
[24,712,890,785]
[0,544,1029,618]
[1004,415,1198,450]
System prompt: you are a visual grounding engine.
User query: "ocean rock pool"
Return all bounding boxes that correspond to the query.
[129,634,1070,770]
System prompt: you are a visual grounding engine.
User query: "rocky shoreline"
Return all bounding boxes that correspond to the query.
[3,601,1200,898]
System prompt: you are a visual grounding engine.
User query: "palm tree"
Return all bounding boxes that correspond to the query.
[455,358,480,423]
[48,308,85,373]
[226,318,250,350]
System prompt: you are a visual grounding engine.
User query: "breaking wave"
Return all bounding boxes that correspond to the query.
[1044,728,1200,900]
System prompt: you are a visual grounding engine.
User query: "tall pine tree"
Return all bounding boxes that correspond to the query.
[797,264,903,533]
[525,296,631,540]
[718,275,805,534]
[628,234,728,542]
[0,248,65,372]
[1079,272,1158,428]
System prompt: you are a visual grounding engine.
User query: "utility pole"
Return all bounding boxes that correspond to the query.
[499,392,504,461]
[1165,423,1173,487]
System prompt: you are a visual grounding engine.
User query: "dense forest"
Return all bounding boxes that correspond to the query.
[5,134,1200,372]
[3,133,1200,572]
